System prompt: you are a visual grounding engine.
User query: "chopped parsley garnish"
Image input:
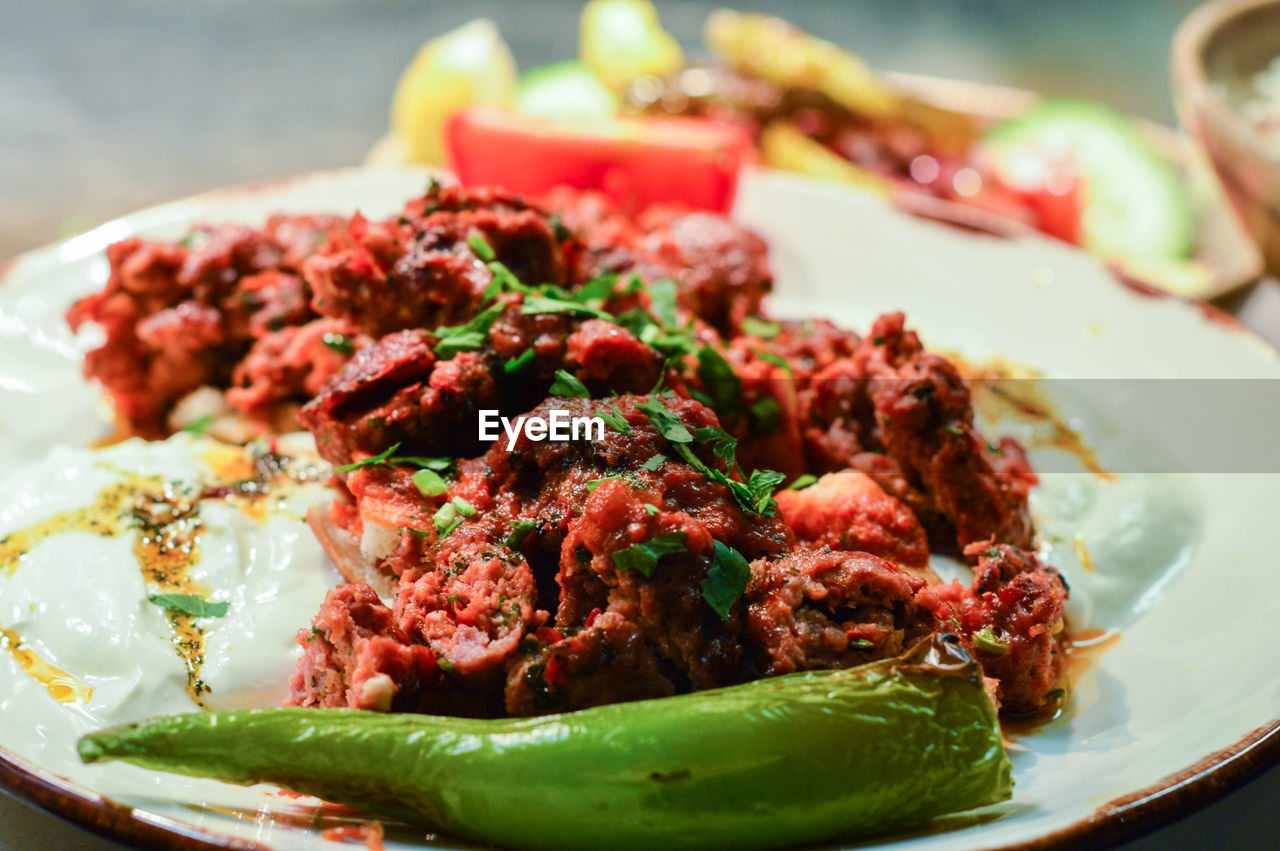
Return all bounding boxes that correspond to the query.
[749,397,782,435]
[437,656,458,675]
[504,348,535,375]
[573,272,619,303]
[848,638,874,649]
[635,397,693,443]
[335,443,452,474]
[743,469,786,514]
[786,474,819,491]
[322,332,355,355]
[752,348,793,374]
[432,301,505,358]
[411,468,449,497]
[987,441,1005,455]
[972,627,1010,656]
[648,278,680,328]
[643,504,659,516]
[741,317,781,339]
[549,369,591,398]
[335,442,401,472]
[695,345,742,418]
[520,294,611,320]
[504,520,535,549]
[944,423,965,436]
[701,541,751,620]
[433,497,477,539]
[641,453,666,471]
[611,531,688,577]
[148,593,229,618]
[467,233,496,261]
[598,404,631,435]
[181,414,215,436]
[634,398,783,515]
[586,475,623,493]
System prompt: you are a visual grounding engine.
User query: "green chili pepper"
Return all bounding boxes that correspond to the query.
[78,636,1010,851]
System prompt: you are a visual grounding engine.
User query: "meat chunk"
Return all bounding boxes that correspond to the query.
[856,314,1033,551]
[775,470,929,568]
[299,303,663,468]
[633,208,773,335]
[394,525,540,678]
[67,217,339,436]
[745,550,939,676]
[226,317,356,428]
[933,543,1069,713]
[505,610,674,715]
[287,583,438,711]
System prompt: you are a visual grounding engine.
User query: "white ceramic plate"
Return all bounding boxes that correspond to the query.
[1,166,1278,850]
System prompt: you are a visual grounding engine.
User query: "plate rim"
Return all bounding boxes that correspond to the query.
[1,165,1277,850]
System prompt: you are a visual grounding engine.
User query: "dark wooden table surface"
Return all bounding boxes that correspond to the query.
[1,2,1276,848]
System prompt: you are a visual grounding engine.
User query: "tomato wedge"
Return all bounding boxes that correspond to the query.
[445,106,754,213]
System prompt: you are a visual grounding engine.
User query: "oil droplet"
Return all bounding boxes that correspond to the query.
[0,626,93,704]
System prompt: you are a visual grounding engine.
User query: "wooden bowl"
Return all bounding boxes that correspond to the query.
[1174,0,1280,277]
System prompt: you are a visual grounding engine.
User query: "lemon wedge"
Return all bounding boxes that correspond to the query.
[389,19,518,164]
[580,0,684,90]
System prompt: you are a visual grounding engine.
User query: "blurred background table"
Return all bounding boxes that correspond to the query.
[1,1,1277,848]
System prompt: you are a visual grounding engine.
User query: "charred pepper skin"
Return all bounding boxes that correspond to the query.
[79,636,1011,851]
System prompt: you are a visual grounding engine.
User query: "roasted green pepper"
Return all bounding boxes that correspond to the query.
[79,636,1011,851]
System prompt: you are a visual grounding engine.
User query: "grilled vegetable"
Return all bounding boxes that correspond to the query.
[760,122,894,193]
[79,635,1011,851]
[388,19,517,164]
[984,99,1196,263]
[704,8,901,119]
[580,0,684,90]
[446,107,752,213]
[517,61,618,119]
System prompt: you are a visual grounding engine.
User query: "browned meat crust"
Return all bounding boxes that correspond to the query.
[745,549,940,675]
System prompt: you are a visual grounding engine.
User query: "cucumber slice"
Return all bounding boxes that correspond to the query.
[985,99,1195,261]
[516,61,618,120]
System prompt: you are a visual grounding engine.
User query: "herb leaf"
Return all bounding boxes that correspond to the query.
[549,369,591,398]
[744,469,786,514]
[635,398,693,443]
[741,317,781,339]
[181,414,215,436]
[335,442,402,473]
[786,474,819,491]
[148,593,229,618]
[504,520,535,549]
[641,453,666,472]
[972,627,1010,656]
[432,301,505,358]
[648,278,680,328]
[433,497,476,539]
[504,348,535,375]
[412,468,449,497]
[695,345,742,418]
[598,404,632,435]
[611,531,688,577]
[701,541,751,620]
[572,272,618,303]
[322,332,355,355]
[521,294,610,320]
[586,475,623,493]
[752,348,793,374]
[467,233,496,261]
[749,396,782,435]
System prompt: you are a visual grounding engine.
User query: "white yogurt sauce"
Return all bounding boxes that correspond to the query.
[0,432,340,730]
